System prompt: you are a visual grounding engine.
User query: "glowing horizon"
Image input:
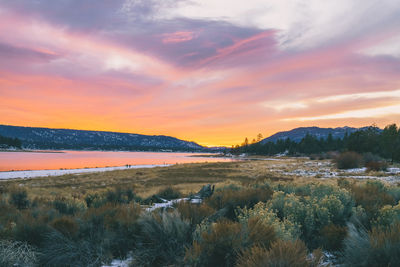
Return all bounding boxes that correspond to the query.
[1,1,400,147]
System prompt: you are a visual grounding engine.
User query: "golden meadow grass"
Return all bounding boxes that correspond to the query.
[1,157,398,200]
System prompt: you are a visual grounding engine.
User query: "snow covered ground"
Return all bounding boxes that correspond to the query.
[0,164,170,180]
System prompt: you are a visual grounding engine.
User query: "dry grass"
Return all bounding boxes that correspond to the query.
[0,157,398,200]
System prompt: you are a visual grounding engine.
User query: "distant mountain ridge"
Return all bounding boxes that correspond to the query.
[0,125,204,151]
[260,126,375,144]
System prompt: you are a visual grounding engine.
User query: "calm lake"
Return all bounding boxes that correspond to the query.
[0,151,232,172]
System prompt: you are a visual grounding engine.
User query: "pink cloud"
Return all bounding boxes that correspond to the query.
[161,31,197,44]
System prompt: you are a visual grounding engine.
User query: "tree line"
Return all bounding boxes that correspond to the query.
[0,134,22,148]
[233,123,400,162]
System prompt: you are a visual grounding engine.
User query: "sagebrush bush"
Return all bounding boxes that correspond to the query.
[320,223,347,251]
[363,152,388,171]
[244,185,353,249]
[51,216,79,237]
[341,223,400,266]
[105,187,139,205]
[156,186,182,200]
[40,230,111,267]
[186,217,277,266]
[175,201,215,227]
[81,203,141,258]
[238,200,300,241]
[186,220,245,267]
[335,151,363,169]
[350,181,395,222]
[53,197,86,215]
[373,202,400,229]
[9,188,30,209]
[132,210,191,267]
[0,240,38,267]
[206,186,273,219]
[14,215,52,247]
[236,240,323,267]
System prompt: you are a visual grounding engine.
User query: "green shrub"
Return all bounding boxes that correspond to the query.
[14,215,52,247]
[341,223,400,266]
[0,240,38,267]
[53,197,86,215]
[335,151,363,169]
[350,181,395,222]
[238,198,300,241]
[206,186,273,219]
[9,188,30,209]
[105,187,139,205]
[388,186,400,203]
[85,193,104,208]
[373,202,400,228]
[246,186,353,249]
[40,230,111,267]
[81,203,141,258]
[132,210,191,267]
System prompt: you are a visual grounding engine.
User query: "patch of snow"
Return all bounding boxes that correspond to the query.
[343,167,367,173]
[387,167,400,174]
[102,256,133,267]
[0,164,171,180]
[146,197,203,212]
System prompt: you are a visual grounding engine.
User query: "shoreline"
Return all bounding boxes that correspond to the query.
[0,149,65,153]
[0,164,171,180]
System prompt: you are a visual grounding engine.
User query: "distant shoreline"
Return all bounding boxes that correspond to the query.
[0,164,171,180]
[0,149,65,153]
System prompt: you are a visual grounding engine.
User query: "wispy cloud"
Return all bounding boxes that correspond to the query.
[0,0,400,146]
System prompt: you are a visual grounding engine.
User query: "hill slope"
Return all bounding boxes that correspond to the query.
[0,125,204,151]
[260,126,366,144]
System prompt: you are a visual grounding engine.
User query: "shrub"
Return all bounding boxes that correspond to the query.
[335,151,363,169]
[206,186,273,219]
[341,223,400,266]
[186,217,277,266]
[81,203,141,258]
[388,186,400,203]
[14,216,52,247]
[238,201,300,241]
[320,223,347,251]
[51,216,79,237]
[373,202,400,228]
[105,187,139,205]
[40,230,111,267]
[236,240,323,267]
[246,217,277,248]
[156,186,181,200]
[0,240,38,267]
[175,201,215,227]
[9,188,30,209]
[350,181,395,222]
[363,152,387,171]
[132,210,191,267]
[185,220,245,267]
[365,161,388,172]
[53,197,86,215]
[250,186,353,249]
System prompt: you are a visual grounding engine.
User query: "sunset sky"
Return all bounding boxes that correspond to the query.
[1,0,400,147]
